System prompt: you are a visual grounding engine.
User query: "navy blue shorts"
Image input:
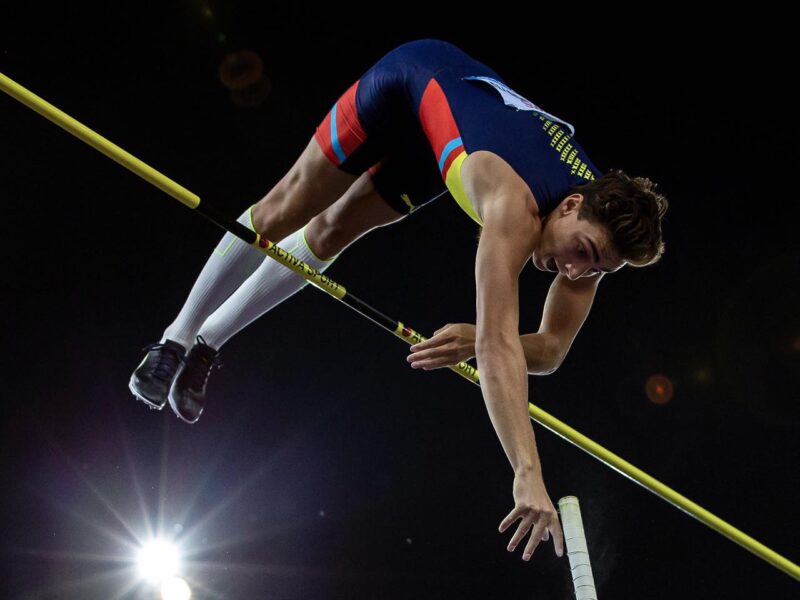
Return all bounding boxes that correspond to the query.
[313,39,502,217]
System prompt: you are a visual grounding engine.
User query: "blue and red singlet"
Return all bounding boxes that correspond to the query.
[313,38,602,226]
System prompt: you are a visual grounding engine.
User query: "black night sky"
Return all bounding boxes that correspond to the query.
[1,5,798,599]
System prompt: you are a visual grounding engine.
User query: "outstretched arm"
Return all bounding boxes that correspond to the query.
[474,189,540,474]
[471,162,564,560]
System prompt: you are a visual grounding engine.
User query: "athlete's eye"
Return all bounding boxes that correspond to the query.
[578,245,587,256]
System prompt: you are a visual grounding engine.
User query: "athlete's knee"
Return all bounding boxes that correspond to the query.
[251,144,359,240]
[250,173,309,238]
[304,212,349,260]
[250,195,279,238]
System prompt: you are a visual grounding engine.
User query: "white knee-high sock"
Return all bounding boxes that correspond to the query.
[196,225,339,350]
[160,204,266,351]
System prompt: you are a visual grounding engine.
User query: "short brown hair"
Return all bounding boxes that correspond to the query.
[573,169,668,267]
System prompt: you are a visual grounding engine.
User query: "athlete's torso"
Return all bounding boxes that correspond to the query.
[390,40,603,226]
[438,74,601,227]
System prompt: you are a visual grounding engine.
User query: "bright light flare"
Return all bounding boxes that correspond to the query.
[161,576,192,600]
[137,539,180,583]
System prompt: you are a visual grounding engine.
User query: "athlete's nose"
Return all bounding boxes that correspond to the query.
[564,263,587,281]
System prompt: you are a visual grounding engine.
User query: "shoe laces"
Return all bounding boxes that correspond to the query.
[140,341,187,382]
[185,335,223,391]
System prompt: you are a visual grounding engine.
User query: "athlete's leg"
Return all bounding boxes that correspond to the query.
[139,47,427,417]
[302,170,407,260]
[249,136,360,243]
[158,137,360,351]
[194,127,449,350]
[159,203,263,351]
[159,43,442,351]
[195,168,406,349]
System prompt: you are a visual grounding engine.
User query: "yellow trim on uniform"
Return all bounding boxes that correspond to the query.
[444,150,484,227]
[400,193,415,211]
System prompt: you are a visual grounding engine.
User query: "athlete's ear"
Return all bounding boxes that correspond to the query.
[560,193,584,215]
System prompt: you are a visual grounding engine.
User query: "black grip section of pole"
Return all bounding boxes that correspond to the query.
[195,199,259,245]
[341,292,399,333]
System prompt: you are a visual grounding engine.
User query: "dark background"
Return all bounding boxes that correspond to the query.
[1,5,798,599]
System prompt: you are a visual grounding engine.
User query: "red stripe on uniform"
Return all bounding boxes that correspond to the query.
[418,78,463,180]
[314,113,339,165]
[337,79,367,145]
[313,79,366,167]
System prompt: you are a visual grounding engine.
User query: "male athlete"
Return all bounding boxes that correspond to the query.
[129,38,668,563]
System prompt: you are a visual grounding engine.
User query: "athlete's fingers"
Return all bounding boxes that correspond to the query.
[406,348,458,367]
[409,324,454,352]
[550,515,565,557]
[542,529,549,542]
[407,346,458,367]
[408,336,439,352]
[409,359,447,370]
[409,334,445,351]
[523,513,551,560]
[407,347,438,362]
[433,323,453,335]
[522,530,543,560]
[505,514,535,553]
[408,341,430,352]
[499,506,522,533]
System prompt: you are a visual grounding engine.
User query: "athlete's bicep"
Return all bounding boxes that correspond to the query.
[475,194,540,348]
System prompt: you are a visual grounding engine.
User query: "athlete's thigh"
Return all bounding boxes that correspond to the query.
[253,54,406,237]
[310,143,447,248]
[313,169,406,235]
[304,42,467,236]
[366,140,448,217]
[251,135,361,242]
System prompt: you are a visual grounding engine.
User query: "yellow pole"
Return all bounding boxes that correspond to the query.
[0,73,200,210]
[1,70,797,581]
[529,404,799,580]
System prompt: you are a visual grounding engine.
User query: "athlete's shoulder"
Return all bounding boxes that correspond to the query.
[461,150,540,220]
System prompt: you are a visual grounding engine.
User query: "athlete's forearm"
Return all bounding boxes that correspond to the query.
[475,337,541,475]
[519,332,562,376]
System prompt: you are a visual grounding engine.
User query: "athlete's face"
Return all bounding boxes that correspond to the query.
[531,194,626,280]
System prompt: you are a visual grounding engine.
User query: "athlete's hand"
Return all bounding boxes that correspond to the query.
[499,468,564,561]
[407,323,476,369]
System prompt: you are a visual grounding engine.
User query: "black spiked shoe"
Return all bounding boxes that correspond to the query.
[168,334,223,424]
[129,339,187,409]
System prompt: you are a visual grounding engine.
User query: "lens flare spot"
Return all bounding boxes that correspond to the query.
[217,50,271,108]
[161,576,192,600]
[218,50,264,91]
[645,373,673,405]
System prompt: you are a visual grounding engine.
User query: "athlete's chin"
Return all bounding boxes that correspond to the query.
[531,253,552,273]
[533,254,561,274]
